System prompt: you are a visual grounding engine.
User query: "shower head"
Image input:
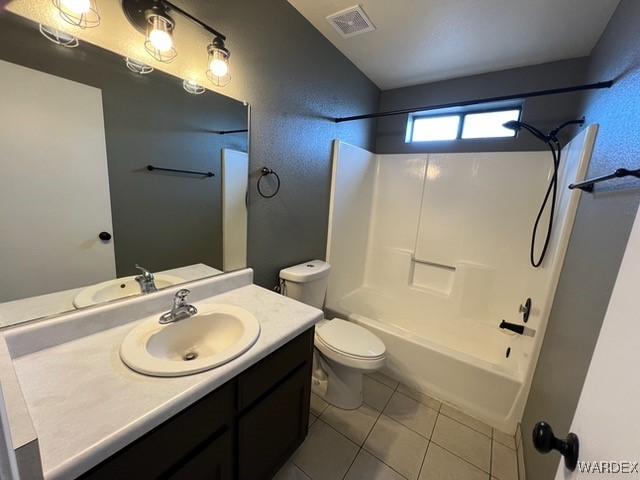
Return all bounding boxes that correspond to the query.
[503,117,586,144]
[503,120,522,131]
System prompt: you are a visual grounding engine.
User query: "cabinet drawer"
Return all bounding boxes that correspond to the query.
[237,328,314,410]
[237,363,312,480]
[80,382,235,480]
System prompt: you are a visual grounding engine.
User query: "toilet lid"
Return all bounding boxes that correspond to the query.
[316,319,385,359]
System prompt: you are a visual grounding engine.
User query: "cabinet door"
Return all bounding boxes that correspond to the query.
[238,364,311,480]
[80,383,234,479]
[166,428,233,480]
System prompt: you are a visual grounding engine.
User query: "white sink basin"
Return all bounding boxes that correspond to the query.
[120,304,261,377]
[73,274,184,308]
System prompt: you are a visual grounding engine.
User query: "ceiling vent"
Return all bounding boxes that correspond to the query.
[327,5,375,39]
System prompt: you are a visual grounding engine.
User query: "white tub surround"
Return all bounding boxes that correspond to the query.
[326,128,598,433]
[0,269,322,479]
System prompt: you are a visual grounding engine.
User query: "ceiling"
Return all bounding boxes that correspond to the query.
[288,0,621,90]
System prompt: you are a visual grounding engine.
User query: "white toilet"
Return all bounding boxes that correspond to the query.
[279,260,386,409]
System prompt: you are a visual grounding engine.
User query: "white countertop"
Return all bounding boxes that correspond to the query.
[2,271,321,479]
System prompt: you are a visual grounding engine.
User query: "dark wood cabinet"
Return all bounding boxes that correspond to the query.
[80,328,314,480]
[238,364,311,479]
[166,427,233,480]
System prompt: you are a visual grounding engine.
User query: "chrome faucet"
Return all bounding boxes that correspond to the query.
[159,289,198,324]
[135,264,157,294]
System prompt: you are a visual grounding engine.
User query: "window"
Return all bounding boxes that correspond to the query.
[461,110,520,139]
[411,115,460,141]
[407,107,521,143]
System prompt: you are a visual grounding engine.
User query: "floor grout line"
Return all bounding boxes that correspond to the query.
[428,430,493,476]
[416,432,433,479]
[437,410,492,438]
[381,410,433,441]
[340,446,361,480]
[489,430,494,478]
[314,416,360,446]
[349,380,412,480]
[291,460,313,479]
[336,386,393,480]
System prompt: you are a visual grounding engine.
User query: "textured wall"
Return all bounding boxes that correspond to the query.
[522,0,640,477]
[0,14,247,277]
[376,58,590,154]
[180,0,379,287]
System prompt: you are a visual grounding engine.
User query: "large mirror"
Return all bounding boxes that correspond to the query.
[0,9,249,328]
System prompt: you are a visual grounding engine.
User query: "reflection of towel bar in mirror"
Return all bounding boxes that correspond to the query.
[212,129,249,135]
[147,165,215,178]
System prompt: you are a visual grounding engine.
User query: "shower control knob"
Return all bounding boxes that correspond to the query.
[519,298,532,322]
[98,231,112,241]
[533,421,579,471]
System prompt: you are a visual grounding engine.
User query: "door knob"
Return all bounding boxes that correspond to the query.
[98,231,112,241]
[533,421,579,471]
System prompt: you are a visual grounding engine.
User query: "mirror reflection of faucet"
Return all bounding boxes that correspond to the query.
[134,264,157,294]
[500,320,536,337]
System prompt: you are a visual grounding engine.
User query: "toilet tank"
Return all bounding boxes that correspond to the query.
[279,260,331,309]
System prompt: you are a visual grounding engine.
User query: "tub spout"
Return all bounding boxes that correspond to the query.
[500,320,525,335]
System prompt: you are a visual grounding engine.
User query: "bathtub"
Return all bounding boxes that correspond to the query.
[331,286,523,433]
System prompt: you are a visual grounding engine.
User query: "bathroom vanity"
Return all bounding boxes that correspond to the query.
[0,270,322,479]
[82,327,313,480]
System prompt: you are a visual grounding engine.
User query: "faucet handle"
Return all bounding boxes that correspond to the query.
[176,288,190,298]
[135,264,153,279]
[174,289,190,305]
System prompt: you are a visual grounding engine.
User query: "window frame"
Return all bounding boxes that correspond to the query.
[406,105,522,143]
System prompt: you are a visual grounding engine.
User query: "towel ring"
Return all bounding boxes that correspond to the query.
[257,167,280,199]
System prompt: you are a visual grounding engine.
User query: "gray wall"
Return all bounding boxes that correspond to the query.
[0,14,247,277]
[182,0,379,287]
[376,58,590,154]
[522,0,640,477]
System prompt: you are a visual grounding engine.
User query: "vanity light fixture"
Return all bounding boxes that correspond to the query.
[182,79,205,95]
[122,0,176,63]
[206,36,230,87]
[145,10,177,62]
[122,0,231,84]
[38,24,80,48]
[125,57,154,74]
[52,0,100,29]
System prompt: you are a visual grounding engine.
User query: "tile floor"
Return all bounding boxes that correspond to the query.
[275,372,522,480]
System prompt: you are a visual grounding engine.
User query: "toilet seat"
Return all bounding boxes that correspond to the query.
[315,319,385,369]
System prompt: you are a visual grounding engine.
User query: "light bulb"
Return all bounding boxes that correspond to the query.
[60,0,91,14]
[143,13,176,63]
[206,37,231,86]
[209,57,228,77]
[53,0,100,28]
[149,28,172,52]
[147,14,174,52]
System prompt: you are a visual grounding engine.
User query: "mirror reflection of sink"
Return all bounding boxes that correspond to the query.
[73,274,184,308]
[120,304,260,377]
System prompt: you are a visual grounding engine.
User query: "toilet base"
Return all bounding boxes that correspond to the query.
[312,352,365,410]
